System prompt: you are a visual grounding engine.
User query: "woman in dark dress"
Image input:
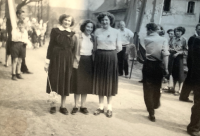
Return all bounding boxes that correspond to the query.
[170,27,187,95]
[70,20,95,115]
[93,12,122,118]
[44,14,78,115]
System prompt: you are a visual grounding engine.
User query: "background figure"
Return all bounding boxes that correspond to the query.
[170,27,187,95]
[117,21,134,78]
[16,9,32,74]
[45,14,78,115]
[185,24,200,136]
[11,20,28,80]
[93,12,122,118]
[166,29,175,92]
[143,23,169,122]
[70,20,96,115]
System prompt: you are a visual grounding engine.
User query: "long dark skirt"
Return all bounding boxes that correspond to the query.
[71,55,93,94]
[172,55,184,83]
[47,48,73,96]
[93,50,118,96]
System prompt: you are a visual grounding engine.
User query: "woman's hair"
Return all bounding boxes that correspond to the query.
[97,12,115,25]
[80,19,96,33]
[157,24,165,36]
[174,26,186,35]
[167,29,174,34]
[58,14,75,27]
[196,24,200,30]
[146,23,158,32]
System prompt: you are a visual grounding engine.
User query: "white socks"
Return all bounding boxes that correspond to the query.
[99,104,104,110]
[98,104,112,111]
[107,104,112,111]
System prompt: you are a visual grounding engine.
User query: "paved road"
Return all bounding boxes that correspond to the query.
[0,43,194,136]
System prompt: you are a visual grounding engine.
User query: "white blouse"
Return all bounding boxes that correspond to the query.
[80,33,93,55]
[95,27,122,52]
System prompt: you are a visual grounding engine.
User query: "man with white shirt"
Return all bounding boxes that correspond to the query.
[117,21,135,78]
[143,23,169,122]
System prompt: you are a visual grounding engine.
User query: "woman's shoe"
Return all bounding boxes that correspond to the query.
[174,92,179,96]
[50,107,56,114]
[106,110,112,118]
[80,107,89,115]
[16,74,23,79]
[12,75,17,80]
[93,108,104,116]
[71,107,78,115]
[59,107,68,115]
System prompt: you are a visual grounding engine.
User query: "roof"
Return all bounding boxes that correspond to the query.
[94,0,128,14]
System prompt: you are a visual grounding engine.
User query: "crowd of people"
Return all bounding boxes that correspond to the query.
[43,11,200,136]
[0,9,199,136]
[0,9,48,67]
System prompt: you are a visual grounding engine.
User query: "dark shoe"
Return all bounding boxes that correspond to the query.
[71,107,78,115]
[174,92,180,96]
[4,64,8,67]
[187,130,200,136]
[59,107,68,115]
[138,80,143,83]
[50,107,56,114]
[93,108,104,116]
[125,75,129,78]
[179,98,193,103]
[148,115,156,122]
[118,74,123,76]
[16,74,23,79]
[106,110,112,118]
[80,107,89,115]
[23,71,33,74]
[12,74,17,80]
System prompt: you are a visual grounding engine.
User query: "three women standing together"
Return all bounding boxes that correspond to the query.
[44,12,122,118]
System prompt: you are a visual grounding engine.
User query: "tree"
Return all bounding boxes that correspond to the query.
[16,0,42,10]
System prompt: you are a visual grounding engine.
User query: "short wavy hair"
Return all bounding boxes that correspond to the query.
[80,19,96,33]
[58,14,75,27]
[174,26,186,35]
[167,29,174,34]
[157,24,165,36]
[196,24,200,29]
[97,12,115,25]
[146,23,158,32]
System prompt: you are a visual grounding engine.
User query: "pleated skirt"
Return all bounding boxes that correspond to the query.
[47,48,73,96]
[71,55,93,94]
[172,55,184,83]
[93,50,118,96]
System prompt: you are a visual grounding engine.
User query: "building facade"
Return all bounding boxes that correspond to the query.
[91,0,200,42]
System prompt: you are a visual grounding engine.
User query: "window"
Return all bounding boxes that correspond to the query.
[187,1,195,14]
[163,0,171,12]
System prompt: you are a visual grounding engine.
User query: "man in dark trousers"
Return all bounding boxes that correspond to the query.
[143,23,169,122]
[186,24,200,136]
[117,21,135,78]
[16,9,32,74]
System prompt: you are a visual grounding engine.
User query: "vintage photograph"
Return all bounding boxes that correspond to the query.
[0,0,200,136]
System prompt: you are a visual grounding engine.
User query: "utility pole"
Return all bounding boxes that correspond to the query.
[150,0,156,22]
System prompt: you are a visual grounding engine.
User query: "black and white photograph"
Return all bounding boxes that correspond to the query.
[0,0,200,136]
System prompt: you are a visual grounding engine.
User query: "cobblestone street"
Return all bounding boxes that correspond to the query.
[0,42,194,136]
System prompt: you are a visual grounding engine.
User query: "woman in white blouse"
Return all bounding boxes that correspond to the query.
[71,20,96,115]
[93,12,122,118]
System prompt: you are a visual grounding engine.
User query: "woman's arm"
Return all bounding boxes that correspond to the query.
[116,31,122,52]
[46,28,56,60]
[72,34,80,69]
